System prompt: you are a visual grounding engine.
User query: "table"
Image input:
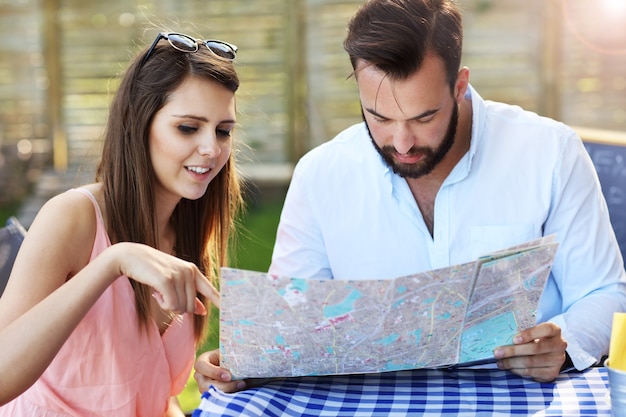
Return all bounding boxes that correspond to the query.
[192,367,610,416]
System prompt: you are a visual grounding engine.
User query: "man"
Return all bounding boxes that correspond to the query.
[195,0,626,391]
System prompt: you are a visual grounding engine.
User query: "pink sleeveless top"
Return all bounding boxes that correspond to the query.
[0,188,196,416]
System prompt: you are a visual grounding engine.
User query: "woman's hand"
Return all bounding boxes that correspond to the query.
[110,242,220,314]
[194,349,246,393]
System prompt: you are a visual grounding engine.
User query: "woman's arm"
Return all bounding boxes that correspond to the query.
[164,396,186,417]
[0,192,219,405]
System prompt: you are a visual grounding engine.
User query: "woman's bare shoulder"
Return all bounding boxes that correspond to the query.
[26,185,103,271]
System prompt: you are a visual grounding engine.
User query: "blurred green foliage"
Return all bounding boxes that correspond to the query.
[178,199,283,413]
[0,200,22,226]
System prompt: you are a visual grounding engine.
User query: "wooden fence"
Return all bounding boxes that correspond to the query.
[0,0,625,202]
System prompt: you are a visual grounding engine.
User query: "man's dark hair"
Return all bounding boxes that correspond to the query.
[344,0,463,92]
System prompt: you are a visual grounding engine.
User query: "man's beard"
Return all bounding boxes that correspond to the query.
[366,103,459,179]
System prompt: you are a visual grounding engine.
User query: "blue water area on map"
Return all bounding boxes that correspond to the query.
[382,361,417,372]
[278,278,310,297]
[375,333,400,346]
[290,278,309,292]
[225,280,249,286]
[524,274,538,290]
[323,288,363,318]
[261,335,300,359]
[411,329,422,344]
[459,311,517,363]
[233,329,245,344]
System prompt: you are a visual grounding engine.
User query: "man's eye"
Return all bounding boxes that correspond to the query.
[178,125,198,134]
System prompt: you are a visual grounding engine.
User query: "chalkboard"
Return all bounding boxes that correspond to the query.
[581,129,626,266]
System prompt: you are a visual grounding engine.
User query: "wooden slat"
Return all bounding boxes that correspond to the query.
[0,0,625,177]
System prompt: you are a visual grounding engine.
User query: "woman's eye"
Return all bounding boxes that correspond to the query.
[178,125,198,134]
[217,128,232,138]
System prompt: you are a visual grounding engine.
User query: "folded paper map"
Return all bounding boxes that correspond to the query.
[220,236,558,379]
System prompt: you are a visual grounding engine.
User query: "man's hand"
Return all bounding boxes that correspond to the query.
[194,325,567,391]
[493,322,567,382]
[194,350,247,393]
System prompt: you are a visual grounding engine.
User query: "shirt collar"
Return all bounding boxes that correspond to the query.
[466,84,484,164]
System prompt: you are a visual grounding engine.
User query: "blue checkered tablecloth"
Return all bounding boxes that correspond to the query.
[192,367,610,416]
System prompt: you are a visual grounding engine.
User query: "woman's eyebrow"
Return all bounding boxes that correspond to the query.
[172,114,209,122]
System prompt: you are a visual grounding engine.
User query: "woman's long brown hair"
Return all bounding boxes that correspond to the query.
[96,37,243,343]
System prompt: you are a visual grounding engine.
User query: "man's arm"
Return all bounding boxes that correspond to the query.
[543,131,626,369]
[495,130,626,380]
[269,160,332,279]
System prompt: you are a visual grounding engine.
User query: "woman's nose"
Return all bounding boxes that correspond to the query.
[198,135,221,158]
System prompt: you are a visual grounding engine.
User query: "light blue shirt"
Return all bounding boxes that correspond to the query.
[269,86,626,370]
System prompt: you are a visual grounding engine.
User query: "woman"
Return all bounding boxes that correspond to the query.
[0,31,243,416]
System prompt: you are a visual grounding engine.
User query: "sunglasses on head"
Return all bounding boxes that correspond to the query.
[139,32,238,68]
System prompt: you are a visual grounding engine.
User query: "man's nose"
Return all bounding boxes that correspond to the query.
[392,123,414,154]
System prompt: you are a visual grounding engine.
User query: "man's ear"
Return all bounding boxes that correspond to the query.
[454,67,470,103]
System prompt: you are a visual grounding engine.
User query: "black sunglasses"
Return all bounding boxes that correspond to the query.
[139,32,238,68]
